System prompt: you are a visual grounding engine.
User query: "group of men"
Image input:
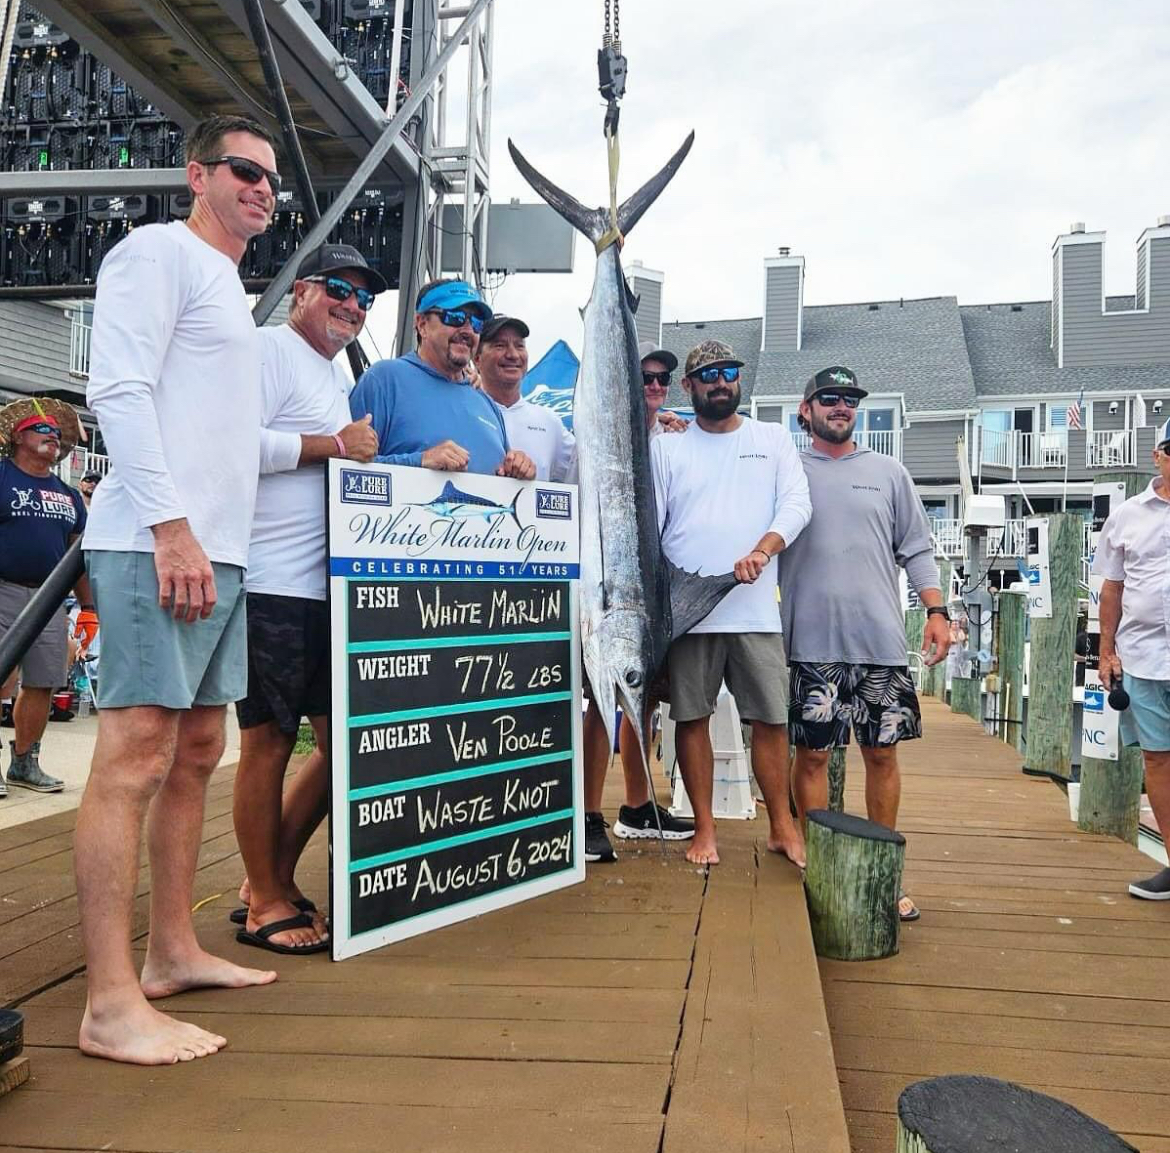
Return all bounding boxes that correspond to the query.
[33,108,1169,1072]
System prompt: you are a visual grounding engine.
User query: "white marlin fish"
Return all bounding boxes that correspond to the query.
[508,131,737,767]
[410,480,522,527]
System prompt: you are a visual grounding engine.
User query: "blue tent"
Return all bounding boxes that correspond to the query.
[522,339,579,429]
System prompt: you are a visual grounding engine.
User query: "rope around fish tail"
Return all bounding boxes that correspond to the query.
[635,730,667,856]
[595,123,623,253]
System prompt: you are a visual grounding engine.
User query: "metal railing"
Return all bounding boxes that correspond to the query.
[979,427,1068,472]
[790,428,903,458]
[932,516,1094,585]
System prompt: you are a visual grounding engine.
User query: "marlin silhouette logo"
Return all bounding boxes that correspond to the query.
[410,480,523,528]
[828,370,854,387]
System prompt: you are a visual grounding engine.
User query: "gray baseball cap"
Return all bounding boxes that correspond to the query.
[638,340,678,373]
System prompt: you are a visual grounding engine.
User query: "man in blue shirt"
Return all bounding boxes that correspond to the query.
[349,278,535,479]
[0,398,93,796]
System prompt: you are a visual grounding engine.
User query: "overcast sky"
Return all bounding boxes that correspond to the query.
[366,0,1170,365]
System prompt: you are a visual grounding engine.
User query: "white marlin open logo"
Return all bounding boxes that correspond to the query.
[346,478,570,569]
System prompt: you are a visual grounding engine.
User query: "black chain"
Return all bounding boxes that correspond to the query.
[603,0,611,44]
[613,0,620,48]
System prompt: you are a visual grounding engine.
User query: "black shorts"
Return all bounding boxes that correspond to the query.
[788,661,921,750]
[236,592,331,734]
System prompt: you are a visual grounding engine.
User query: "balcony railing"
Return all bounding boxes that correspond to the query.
[791,428,902,459]
[69,313,92,377]
[932,516,1095,584]
[53,449,110,486]
[1086,428,1136,468]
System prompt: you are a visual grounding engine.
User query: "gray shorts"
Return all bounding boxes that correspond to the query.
[84,550,247,710]
[0,579,68,689]
[667,632,789,724]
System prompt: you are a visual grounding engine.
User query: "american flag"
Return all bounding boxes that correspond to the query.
[1066,389,1084,430]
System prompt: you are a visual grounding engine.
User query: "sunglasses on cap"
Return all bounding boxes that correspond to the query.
[201,155,281,195]
[23,421,59,436]
[693,365,740,385]
[428,308,485,335]
[813,392,861,409]
[304,275,376,311]
[643,370,671,388]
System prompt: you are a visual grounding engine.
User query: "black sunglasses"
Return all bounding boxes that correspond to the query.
[642,370,671,388]
[813,392,861,409]
[428,308,486,335]
[201,155,281,195]
[305,275,376,311]
[694,365,740,385]
[24,421,59,436]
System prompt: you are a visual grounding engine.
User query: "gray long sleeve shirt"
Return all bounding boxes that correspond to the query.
[778,446,941,665]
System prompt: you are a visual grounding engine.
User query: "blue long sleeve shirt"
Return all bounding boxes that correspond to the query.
[349,351,509,475]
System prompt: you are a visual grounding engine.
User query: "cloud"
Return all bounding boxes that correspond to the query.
[366,1,1170,367]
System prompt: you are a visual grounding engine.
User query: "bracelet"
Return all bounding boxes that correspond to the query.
[333,434,347,459]
[751,549,770,562]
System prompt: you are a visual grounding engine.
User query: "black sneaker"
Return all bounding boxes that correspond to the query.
[1129,867,1170,900]
[584,812,617,863]
[613,801,695,841]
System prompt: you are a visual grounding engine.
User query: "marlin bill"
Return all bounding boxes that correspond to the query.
[508,131,737,757]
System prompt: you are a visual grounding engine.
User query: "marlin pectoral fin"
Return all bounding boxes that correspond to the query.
[667,560,738,642]
[616,132,695,238]
[508,139,609,244]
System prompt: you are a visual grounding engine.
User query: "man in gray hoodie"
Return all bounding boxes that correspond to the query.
[778,366,950,921]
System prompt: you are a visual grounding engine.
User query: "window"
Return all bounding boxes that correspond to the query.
[858,407,895,432]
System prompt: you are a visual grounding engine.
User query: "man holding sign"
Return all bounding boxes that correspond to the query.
[1094,437,1170,900]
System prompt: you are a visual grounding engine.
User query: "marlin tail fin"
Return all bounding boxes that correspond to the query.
[667,561,739,642]
[509,487,522,531]
[615,131,695,237]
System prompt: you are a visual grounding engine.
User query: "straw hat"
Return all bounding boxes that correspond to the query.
[0,396,83,462]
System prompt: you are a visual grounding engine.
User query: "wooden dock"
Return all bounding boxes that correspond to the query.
[2,698,1167,1151]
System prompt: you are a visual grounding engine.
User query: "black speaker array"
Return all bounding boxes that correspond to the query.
[0,0,413,287]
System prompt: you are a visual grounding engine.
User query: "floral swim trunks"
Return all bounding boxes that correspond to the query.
[788,661,922,750]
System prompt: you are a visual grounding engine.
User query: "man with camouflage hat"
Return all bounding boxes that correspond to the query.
[651,340,811,866]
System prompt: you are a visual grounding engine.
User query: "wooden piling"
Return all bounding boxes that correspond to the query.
[1079,470,1149,841]
[996,590,1026,751]
[1023,513,1081,780]
[924,560,952,698]
[827,747,846,812]
[950,676,981,721]
[895,1074,1137,1152]
[805,809,904,961]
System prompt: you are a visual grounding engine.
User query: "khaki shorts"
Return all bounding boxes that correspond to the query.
[0,579,69,689]
[666,632,789,724]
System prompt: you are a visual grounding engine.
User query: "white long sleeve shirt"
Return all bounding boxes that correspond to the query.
[650,416,811,633]
[493,395,577,482]
[83,222,261,568]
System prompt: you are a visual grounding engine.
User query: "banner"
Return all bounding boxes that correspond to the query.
[327,462,584,959]
[521,338,579,429]
[1024,517,1052,619]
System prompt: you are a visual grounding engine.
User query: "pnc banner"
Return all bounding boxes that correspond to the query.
[1024,517,1052,619]
[327,462,585,960]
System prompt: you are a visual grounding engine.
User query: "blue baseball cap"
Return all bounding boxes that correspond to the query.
[416,279,493,322]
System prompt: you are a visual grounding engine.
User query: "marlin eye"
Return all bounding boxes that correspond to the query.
[625,670,642,688]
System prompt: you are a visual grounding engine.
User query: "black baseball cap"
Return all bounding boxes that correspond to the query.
[480,314,530,343]
[295,243,388,294]
[81,471,102,482]
[803,365,867,401]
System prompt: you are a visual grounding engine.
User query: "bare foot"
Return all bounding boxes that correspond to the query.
[245,899,328,950]
[767,823,807,869]
[80,997,226,1065]
[141,947,277,1000]
[686,833,720,866]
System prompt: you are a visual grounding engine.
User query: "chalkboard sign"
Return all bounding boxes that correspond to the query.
[327,462,583,958]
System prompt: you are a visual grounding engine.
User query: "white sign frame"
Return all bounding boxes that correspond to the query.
[1024,517,1052,619]
[327,461,584,960]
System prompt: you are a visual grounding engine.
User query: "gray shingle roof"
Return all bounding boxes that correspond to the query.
[960,302,1170,397]
[660,297,978,413]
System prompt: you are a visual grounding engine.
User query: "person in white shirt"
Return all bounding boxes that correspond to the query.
[1094,436,1170,900]
[651,340,811,866]
[475,314,575,481]
[76,114,281,1066]
[230,243,382,955]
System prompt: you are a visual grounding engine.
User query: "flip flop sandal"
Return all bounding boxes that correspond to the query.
[898,892,921,922]
[229,897,319,926]
[235,911,329,955]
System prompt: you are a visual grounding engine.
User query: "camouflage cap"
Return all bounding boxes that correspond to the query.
[683,339,744,377]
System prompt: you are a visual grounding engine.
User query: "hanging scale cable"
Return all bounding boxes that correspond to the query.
[596,0,627,251]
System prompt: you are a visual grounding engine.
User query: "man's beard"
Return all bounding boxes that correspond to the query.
[445,335,474,367]
[810,410,855,444]
[694,384,740,420]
